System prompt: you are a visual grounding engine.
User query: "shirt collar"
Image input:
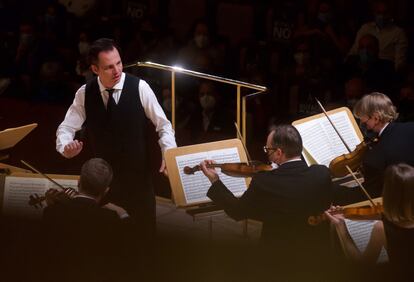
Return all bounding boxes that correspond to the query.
[97,72,125,93]
[280,157,302,166]
[379,122,390,136]
[74,194,98,202]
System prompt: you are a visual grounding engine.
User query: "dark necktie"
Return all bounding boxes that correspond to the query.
[106,89,116,117]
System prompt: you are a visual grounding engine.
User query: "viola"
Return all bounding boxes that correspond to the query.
[183,161,273,178]
[329,138,378,178]
[308,203,383,226]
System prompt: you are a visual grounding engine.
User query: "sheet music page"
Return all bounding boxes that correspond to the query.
[2,176,78,218]
[176,147,248,204]
[344,219,389,263]
[295,111,361,167]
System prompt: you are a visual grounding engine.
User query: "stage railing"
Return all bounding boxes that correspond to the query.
[125,61,267,144]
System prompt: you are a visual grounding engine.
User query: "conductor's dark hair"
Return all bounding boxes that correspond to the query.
[88,38,121,66]
[79,158,113,197]
[271,125,303,158]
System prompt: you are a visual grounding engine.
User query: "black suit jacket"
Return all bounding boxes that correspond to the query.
[362,122,414,197]
[43,197,133,282]
[207,160,332,257]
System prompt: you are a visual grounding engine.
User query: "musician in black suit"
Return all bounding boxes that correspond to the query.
[200,125,333,279]
[42,158,134,282]
[353,92,414,198]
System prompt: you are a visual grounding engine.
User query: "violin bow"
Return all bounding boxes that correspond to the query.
[21,160,66,190]
[234,122,252,164]
[315,98,352,153]
[315,99,375,206]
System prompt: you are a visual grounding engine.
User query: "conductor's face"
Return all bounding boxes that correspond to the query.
[91,47,123,89]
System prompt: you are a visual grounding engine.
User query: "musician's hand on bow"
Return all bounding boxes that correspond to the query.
[63,140,83,158]
[63,187,77,198]
[324,205,345,226]
[200,160,219,184]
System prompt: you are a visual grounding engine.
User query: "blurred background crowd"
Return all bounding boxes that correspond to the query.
[0,0,413,195]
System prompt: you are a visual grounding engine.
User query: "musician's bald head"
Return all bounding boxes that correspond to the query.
[79,158,113,198]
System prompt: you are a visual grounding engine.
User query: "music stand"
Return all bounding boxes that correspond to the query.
[0,123,37,161]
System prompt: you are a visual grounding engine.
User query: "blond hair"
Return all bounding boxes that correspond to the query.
[353,92,398,122]
[383,164,414,223]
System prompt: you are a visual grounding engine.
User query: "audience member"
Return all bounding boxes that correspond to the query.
[348,0,408,71]
[188,80,233,143]
[344,34,396,98]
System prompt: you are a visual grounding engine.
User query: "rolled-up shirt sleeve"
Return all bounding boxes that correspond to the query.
[139,80,177,154]
[56,85,87,154]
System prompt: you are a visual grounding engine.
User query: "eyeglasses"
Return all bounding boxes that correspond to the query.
[263,146,278,154]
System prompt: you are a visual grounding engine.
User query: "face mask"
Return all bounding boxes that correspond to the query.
[374,14,391,29]
[45,14,56,26]
[78,42,90,56]
[359,49,376,65]
[294,52,308,65]
[20,33,34,46]
[317,12,332,24]
[360,122,378,139]
[194,35,209,48]
[199,95,216,110]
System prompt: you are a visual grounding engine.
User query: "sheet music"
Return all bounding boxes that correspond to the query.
[294,111,361,167]
[2,176,78,218]
[176,147,248,204]
[344,219,388,263]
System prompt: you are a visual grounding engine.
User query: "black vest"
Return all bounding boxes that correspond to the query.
[84,74,148,174]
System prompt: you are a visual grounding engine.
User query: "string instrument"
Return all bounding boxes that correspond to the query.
[308,203,383,226]
[184,161,273,178]
[329,138,378,178]
[29,187,78,209]
[21,160,78,208]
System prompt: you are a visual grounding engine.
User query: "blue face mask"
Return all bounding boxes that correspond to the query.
[359,49,376,65]
[317,12,332,24]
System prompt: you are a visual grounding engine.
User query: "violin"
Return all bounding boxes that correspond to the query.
[329,138,378,178]
[20,160,79,209]
[183,161,273,178]
[308,203,383,226]
[29,187,78,209]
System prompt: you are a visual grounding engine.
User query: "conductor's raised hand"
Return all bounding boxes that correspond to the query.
[63,140,83,158]
[200,160,219,184]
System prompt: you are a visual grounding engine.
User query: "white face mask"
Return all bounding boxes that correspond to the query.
[78,42,90,56]
[199,95,216,110]
[194,35,209,48]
